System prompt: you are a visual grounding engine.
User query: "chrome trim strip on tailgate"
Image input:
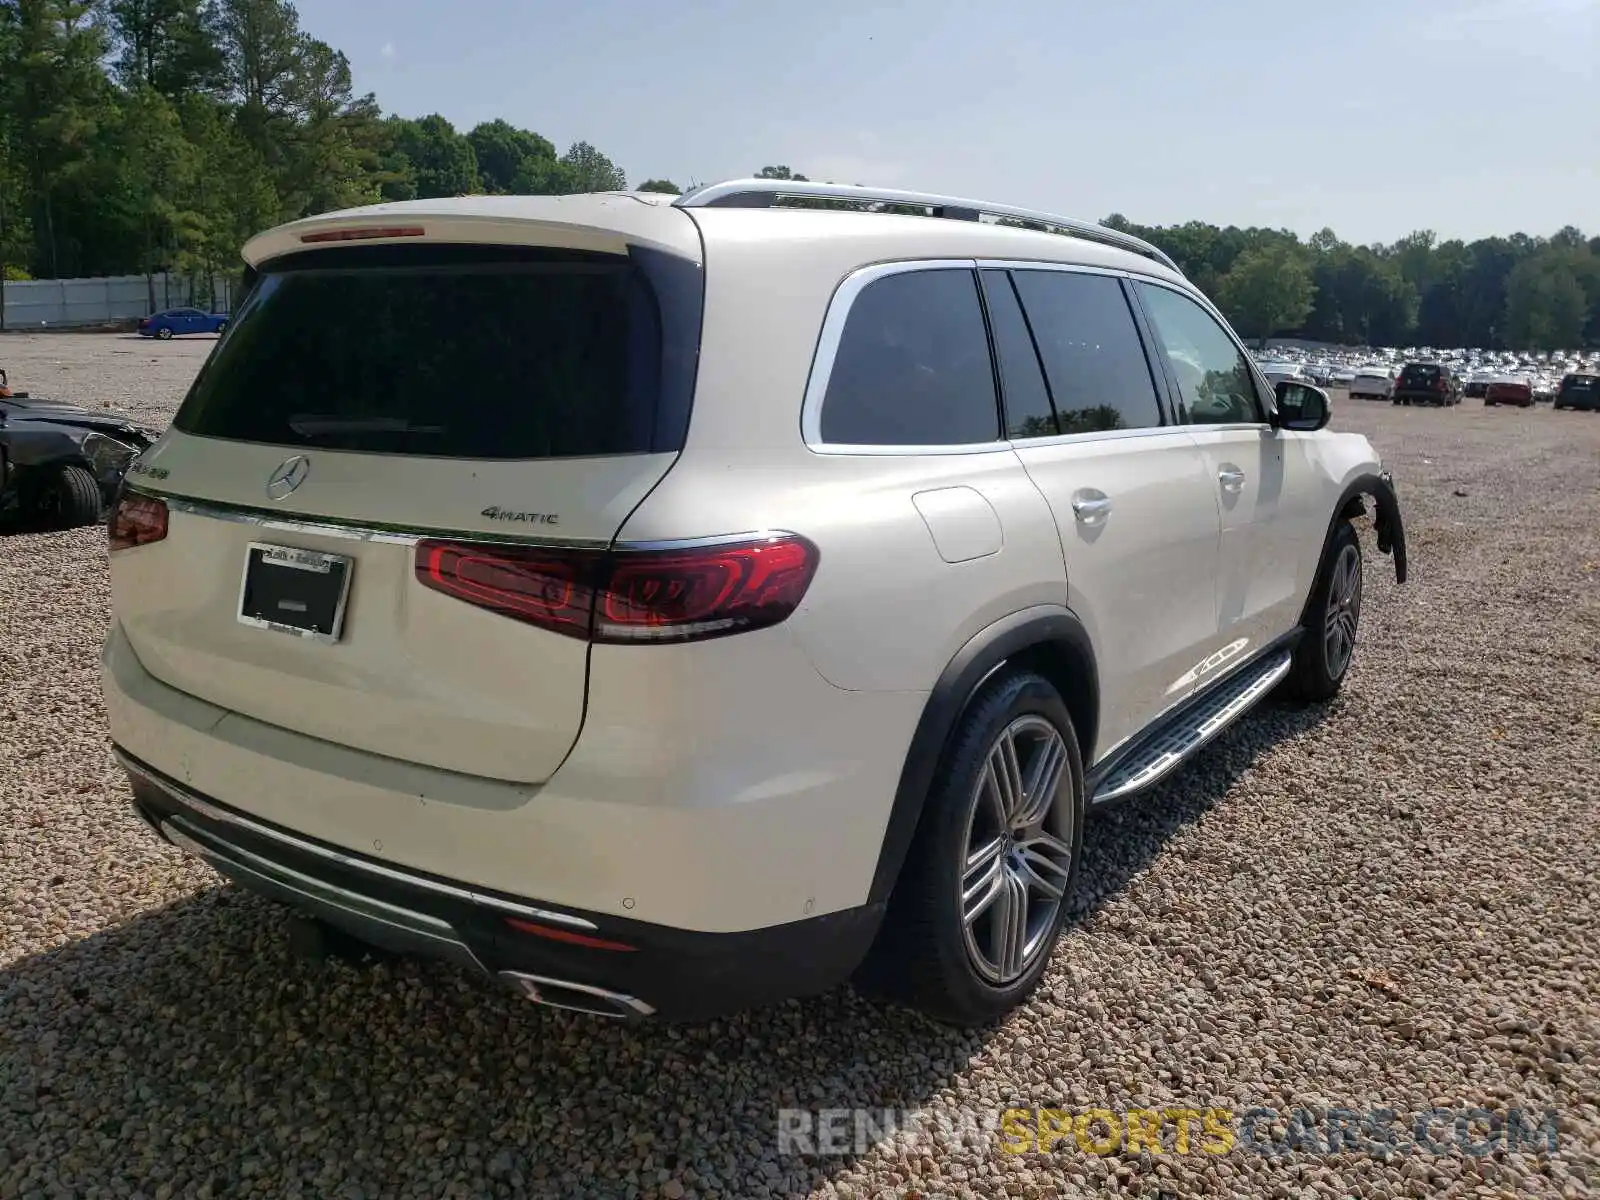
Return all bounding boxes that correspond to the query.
[116,748,599,930]
[142,491,610,550]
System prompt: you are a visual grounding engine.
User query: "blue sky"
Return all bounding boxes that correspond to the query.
[297,0,1597,245]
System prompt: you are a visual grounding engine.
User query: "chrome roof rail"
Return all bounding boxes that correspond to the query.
[673,178,1180,274]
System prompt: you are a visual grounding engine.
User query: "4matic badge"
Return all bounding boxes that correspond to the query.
[481,506,559,526]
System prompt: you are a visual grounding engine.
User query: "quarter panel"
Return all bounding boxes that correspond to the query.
[618,448,1069,693]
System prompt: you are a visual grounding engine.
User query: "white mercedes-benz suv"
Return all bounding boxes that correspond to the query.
[102,180,1408,1026]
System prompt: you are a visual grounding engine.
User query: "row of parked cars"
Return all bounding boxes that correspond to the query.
[1258,355,1599,411]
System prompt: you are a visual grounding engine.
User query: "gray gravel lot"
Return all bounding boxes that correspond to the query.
[2,332,1598,1199]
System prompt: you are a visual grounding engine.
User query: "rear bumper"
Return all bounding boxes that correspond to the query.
[117,748,883,1020]
[1393,388,1451,403]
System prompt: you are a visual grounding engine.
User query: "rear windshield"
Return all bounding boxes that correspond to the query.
[1401,364,1440,380]
[1560,376,1598,393]
[174,244,699,459]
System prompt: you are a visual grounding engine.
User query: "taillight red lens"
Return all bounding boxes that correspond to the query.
[414,534,819,645]
[413,541,603,636]
[108,491,168,552]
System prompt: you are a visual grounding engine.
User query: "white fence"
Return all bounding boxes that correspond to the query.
[0,273,235,330]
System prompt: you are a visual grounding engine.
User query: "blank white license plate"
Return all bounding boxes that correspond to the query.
[237,543,353,642]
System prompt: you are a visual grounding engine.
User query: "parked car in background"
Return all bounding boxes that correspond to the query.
[101,181,1408,1027]
[138,307,230,340]
[1259,361,1306,385]
[1349,367,1394,400]
[0,368,158,529]
[1484,378,1534,408]
[1553,373,1599,411]
[1392,362,1460,406]
[1463,370,1494,398]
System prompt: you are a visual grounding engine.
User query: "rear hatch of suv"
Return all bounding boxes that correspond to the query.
[109,199,704,783]
[1398,363,1442,393]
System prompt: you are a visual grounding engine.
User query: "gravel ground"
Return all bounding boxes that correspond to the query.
[2,332,1598,1199]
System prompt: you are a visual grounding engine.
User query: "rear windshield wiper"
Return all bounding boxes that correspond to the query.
[287,414,445,436]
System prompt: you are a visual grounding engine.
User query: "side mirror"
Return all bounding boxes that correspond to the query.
[1274,381,1330,431]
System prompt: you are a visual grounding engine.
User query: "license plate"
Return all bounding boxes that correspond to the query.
[237,543,353,642]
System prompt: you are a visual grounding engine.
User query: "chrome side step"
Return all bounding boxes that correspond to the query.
[1091,648,1293,805]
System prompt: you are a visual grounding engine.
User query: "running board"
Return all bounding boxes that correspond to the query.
[1091,648,1293,805]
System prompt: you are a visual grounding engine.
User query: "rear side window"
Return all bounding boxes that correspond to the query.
[1010,270,1165,433]
[174,246,690,459]
[819,269,999,446]
[1011,270,1164,435]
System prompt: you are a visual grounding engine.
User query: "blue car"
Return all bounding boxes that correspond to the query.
[138,307,229,340]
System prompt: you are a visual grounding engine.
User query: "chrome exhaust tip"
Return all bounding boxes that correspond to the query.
[498,971,655,1018]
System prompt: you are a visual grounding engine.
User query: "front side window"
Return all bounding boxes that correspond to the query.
[819,269,999,446]
[1135,283,1265,425]
[1009,270,1165,434]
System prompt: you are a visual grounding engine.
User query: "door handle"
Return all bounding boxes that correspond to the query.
[1071,492,1112,526]
[1218,466,1246,494]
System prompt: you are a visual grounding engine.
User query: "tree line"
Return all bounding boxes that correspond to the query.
[2,0,1595,350]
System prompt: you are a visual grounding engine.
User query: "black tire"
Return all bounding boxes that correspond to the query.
[156,326,173,340]
[856,670,1085,1027]
[1280,521,1363,703]
[29,464,104,530]
[216,320,227,335]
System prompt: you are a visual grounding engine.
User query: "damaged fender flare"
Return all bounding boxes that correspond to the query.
[1321,470,1409,591]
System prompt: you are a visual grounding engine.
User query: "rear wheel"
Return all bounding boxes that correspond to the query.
[156,326,173,340]
[1280,520,1363,703]
[857,669,1084,1027]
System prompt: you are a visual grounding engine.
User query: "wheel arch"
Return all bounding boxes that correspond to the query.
[864,605,1098,907]
[1298,471,1408,627]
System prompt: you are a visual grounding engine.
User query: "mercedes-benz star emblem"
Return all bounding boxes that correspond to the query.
[265,455,310,500]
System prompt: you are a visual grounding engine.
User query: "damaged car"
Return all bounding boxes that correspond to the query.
[0,369,160,530]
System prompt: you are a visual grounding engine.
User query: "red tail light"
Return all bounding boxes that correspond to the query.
[414,534,819,644]
[108,491,169,552]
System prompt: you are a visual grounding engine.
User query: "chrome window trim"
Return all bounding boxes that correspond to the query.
[116,749,600,930]
[800,258,1013,456]
[803,257,1188,456]
[1004,424,1199,451]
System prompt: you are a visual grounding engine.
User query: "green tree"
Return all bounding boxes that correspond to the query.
[7,0,113,276]
[106,0,224,96]
[559,140,625,192]
[466,118,557,194]
[384,114,478,199]
[756,165,808,181]
[636,178,680,194]
[1215,245,1316,341]
[1504,255,1588,349]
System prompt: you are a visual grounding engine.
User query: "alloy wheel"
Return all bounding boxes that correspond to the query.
[958,715,1074,985]
[1323,542,1362,679]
